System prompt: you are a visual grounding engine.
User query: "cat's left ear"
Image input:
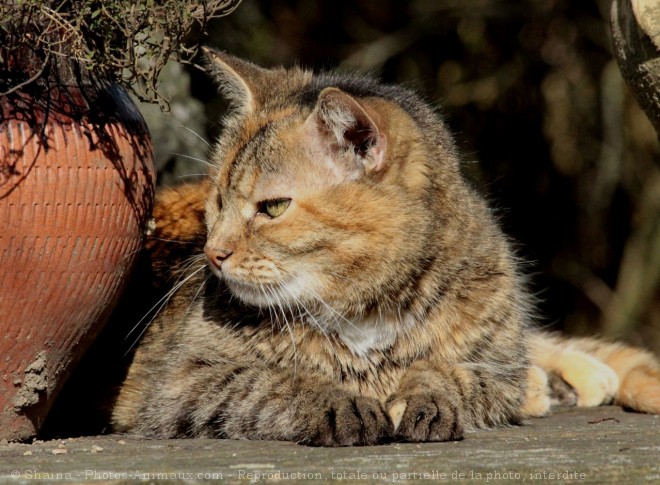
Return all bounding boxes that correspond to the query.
[307,87,387,176]
[203,47,273,115]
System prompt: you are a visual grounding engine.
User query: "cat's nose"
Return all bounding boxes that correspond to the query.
[205,246,233,270]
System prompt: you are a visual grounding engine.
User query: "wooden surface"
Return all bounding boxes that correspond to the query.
[1,406,658,484]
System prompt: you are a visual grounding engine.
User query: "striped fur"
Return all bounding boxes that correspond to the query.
[528,332,660,414]
[112,51,659,446]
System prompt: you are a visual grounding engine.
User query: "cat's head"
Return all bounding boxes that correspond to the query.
[202,50,463,321]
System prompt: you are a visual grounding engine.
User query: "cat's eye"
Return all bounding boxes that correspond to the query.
[258,198,291,218]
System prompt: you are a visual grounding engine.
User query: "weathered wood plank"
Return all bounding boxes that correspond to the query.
[0,407,658,484]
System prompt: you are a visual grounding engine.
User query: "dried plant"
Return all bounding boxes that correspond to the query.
[0,0,242,104]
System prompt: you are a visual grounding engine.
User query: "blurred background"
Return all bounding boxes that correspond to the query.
[140,0,660,353]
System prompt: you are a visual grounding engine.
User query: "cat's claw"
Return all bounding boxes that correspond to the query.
[387,401,408,432]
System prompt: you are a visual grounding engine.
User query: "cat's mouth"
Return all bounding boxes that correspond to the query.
[222,274,291,309]
[205,257,289,308]
[208,256,315,311]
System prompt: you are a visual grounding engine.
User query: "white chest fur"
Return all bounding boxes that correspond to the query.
[331,313,414,357]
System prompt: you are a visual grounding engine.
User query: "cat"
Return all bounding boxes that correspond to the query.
[111,50,660,446]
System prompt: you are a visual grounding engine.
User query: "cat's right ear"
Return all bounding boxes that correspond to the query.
[203,47,271,115]
[305,87,388,177]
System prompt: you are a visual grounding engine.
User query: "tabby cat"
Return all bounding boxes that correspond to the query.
[112,50,660,445]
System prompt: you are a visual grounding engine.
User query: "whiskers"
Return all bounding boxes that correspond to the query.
[253,274,364,370]
[170,153,215,169]
[124,254,208,355]
[257,280,300,376]
[175,123,212,148]
[160,119,216,179]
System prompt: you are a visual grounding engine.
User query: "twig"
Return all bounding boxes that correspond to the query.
[0,53,50,96]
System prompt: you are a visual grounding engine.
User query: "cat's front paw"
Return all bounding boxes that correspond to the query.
[386,393,463,442]
[303,395,392,447]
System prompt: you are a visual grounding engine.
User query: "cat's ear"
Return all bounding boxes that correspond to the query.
[203,47,272,115]
[307,87,387,176]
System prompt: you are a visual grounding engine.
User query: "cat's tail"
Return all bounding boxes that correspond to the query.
[590,339,660,413]
[529,331,660,414]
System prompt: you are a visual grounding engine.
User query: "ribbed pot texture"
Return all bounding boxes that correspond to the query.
[0,83,155,441]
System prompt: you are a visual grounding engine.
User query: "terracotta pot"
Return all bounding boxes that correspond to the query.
[0,82,155,441]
